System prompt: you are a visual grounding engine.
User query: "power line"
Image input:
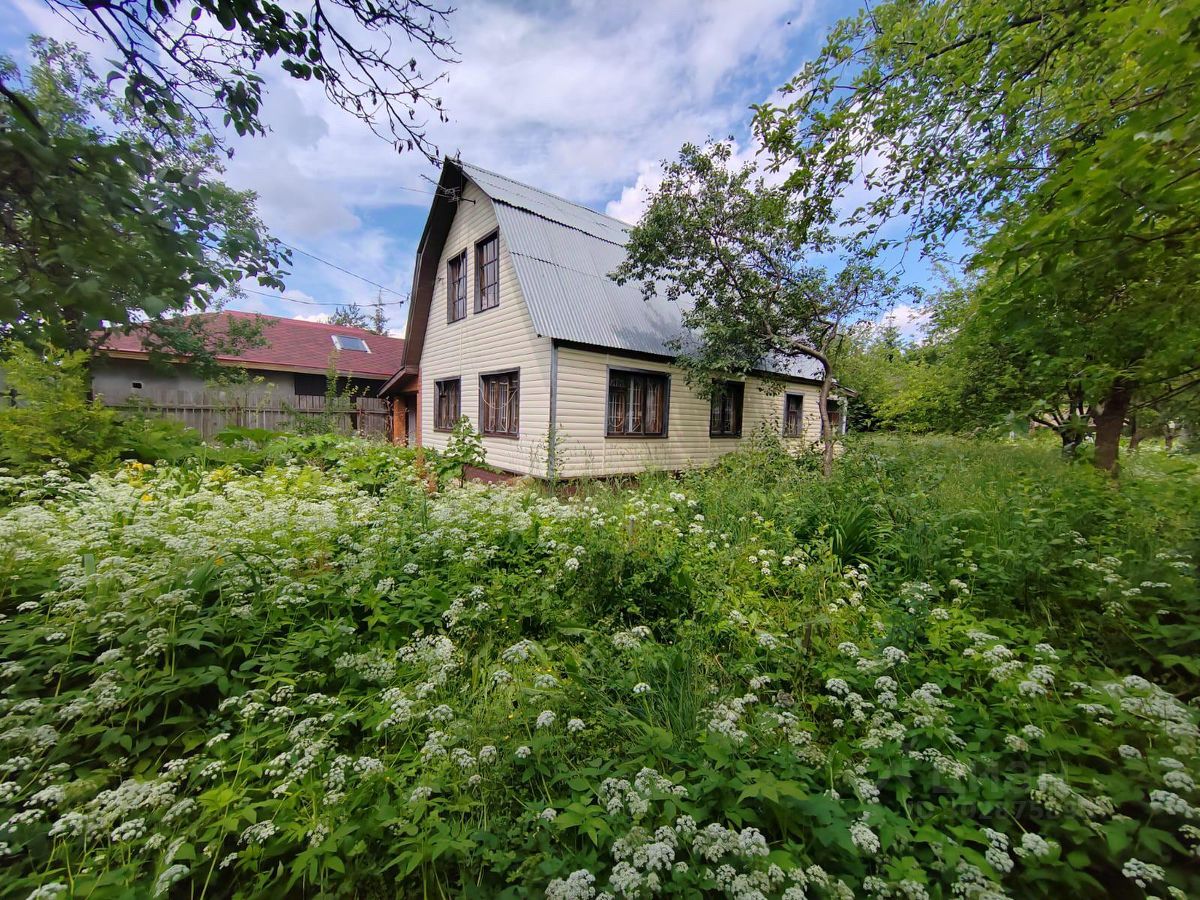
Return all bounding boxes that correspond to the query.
[278,241,407,297]
[237,286,409,308]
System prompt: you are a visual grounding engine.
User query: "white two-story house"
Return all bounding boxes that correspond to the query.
[381,159,836,478]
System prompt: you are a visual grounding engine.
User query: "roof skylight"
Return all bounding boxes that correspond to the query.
[332,335,370,352]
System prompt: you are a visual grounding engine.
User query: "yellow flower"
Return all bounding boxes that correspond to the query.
[140,493,153,503]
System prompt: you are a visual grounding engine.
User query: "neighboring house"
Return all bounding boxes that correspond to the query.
[381,159,841,478]
[95,311,405,406]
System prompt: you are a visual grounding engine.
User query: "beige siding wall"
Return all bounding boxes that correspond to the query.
[418,182,553,476]
[552,346,824,477]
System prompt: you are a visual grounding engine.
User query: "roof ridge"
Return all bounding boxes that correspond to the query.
[168,310,401,342]
[457,159,632,233]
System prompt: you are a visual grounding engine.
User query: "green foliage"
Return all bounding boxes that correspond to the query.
[754,0,1200,473]
[328,303,372,330]
[616,140,907,475]
[0,343,118,476]
[111,414,207,466]
[436,415,486,484]
[0,436,1196,897]
[0,39,287,356]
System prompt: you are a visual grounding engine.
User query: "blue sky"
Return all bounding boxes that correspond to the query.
[1,0,939,337]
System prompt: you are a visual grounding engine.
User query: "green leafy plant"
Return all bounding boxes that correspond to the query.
[436,415,486,486]
[0,436,1196,897]
[0,342,118,476]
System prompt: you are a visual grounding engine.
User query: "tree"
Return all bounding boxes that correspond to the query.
[615,141,902,476]
[329,302,370,330]
[34,0,456,156]
[755,0,1200,473]
[369,290,388,335]
[1,38,282,363]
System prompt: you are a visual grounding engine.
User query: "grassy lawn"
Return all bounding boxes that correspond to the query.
[0,435,1197,898]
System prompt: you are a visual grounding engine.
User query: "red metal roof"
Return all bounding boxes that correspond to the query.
[101,311,405,379]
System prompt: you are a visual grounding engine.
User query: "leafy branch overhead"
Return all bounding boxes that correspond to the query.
[41,0,457,156]
[0,38,285,355]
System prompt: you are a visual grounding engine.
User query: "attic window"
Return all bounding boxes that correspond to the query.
[332,334,370,352]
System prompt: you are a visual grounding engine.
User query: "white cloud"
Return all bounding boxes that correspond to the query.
[5,0,819,324]
[605,160,664,223]
[879,303,931,339]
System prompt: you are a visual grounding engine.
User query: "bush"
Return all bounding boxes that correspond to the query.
[0,437,1196,897]
[0,343,119,476]
[111,414,206,465]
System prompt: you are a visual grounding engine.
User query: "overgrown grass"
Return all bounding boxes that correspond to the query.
[0,435,1196,898]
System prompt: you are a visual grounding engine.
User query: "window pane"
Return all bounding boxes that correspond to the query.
[630,377,644,434]
[645,379,662,434]
[477,234,500,311]
[332,335,370,352]
[436,379,460,429]
[608,374,627,434]
[448,252,467,321]
[710,382,742,436]
[608,371,667,436]
[784,395,803,437]
[481,372,518,435]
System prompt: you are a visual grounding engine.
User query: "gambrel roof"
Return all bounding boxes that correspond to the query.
[385,158,823,393]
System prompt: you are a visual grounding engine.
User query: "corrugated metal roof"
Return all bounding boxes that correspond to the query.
[457,161,823,381]
[460,162,631,246]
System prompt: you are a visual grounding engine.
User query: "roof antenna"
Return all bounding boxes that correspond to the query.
[419,152,475,204]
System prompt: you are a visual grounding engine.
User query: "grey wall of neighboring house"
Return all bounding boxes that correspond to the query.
[90,358,386,407]
[91,358,295,406]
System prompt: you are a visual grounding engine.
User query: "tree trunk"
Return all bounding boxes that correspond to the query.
[818,371,834,478]
[1093,379,1134,474]
[1128,415,1142,452]
[1060,427,1082,459]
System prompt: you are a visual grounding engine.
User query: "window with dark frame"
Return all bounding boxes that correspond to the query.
[479,370,519,436]
[434,378,461,431]
[709,381,744,437]
[783,394,805,437]
[606,370,668,437]
[446,251,467,322]
[475,232,500,312]
[823,399,843,438]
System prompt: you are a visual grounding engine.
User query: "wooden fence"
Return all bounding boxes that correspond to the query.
[109,391,392,440]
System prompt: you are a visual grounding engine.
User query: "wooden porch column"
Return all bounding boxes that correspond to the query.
[391,396,407,445]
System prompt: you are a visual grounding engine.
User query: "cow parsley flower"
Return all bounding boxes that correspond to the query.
[1014,832,1057,859]
[849,816,880,856]
[153,864,189,898]
[536,710,556,729]
[546,869,597,900]
[1122,858,1166,889]
[632,683,650,695]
